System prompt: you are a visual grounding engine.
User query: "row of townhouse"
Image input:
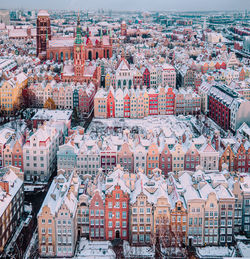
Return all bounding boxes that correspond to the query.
[183,51,241,74]
[94,86,200,119]
[38,165,250,258]
[23,124,60,183]
[0,72,28,114]
[57,124,250,180]
[0,166,24,253]
[207,84,250,132]
[0,109,72,175]
[27,81,96,115]
[105,58,176,89]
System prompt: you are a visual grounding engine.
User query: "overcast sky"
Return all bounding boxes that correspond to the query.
[1,0,249,11]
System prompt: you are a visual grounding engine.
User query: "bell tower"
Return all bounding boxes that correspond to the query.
[36,10,51,58]
[74,13,85,81]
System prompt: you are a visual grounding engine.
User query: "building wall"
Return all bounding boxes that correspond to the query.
[105,185,129,241]
[131,193,153,244]
[89,191,105,240]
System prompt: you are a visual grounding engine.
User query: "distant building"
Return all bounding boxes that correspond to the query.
[36,10,51,59]
[0,10,10,25]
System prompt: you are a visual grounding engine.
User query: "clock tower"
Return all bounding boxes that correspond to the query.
[74,14,85,81]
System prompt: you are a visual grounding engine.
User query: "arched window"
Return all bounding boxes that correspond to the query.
[129,80,132,88]
[88,51,92,61]
[71,52,73,60]
[96,52,99,59]
[50,52,53,60]
[60,52,64,62]
[123,80,126,86]
[118,80,121,87]
[107,49,110,59]
[56,52,58,61]
[103,50,106,58]
[66,52,68,60]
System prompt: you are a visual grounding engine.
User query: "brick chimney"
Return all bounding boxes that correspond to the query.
[0,181,9,193]
[214,130,220,151]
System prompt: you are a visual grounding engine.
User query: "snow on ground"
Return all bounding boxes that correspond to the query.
[75,238,116,259]
[123,240,155,258]
[89,115,199,137]
[196,246,235,258]
[235,235,248,241]
[237,242,250,258]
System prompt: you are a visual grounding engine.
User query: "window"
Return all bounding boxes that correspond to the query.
[122,211,127,219]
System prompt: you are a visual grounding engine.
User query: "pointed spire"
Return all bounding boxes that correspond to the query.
[77,10,80,26]
[100,27,103,40]
[75,10,82,44]
[86,26,89,37]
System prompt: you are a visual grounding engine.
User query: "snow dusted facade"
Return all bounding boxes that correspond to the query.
[94,86,189,119]
[0,166,24,253]
[23,125,59,183]
[37,171,79,258]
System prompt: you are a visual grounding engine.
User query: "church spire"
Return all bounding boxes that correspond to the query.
[75,11,82,44]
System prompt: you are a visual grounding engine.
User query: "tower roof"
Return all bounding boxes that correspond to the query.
[38,10,49,17]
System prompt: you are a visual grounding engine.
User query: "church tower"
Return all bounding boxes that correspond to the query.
[121,21,127,36]
[36,10,51,58]
[74,14,85,81]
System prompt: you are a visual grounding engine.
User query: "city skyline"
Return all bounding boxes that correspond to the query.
[1,0,249,11]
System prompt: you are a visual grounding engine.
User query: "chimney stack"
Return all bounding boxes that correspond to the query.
[0,181,9,194]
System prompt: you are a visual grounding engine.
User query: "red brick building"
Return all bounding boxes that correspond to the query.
[107,90,115,118]
[78,83,96,115]
[159,144,172,177]
[89,190,105,240]
[184,144,200,171]
[166,87,175,115]
[142,67,150,88]
[105,185,129,240]
[100,146,117,174]
[124,93,130,118]
[236,143,248,173]
[148,89,158,115]
[208,85,238,131]
[36,10,51,59]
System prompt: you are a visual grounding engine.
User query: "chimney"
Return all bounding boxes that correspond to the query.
[0,181,9,193]
[215,135,219,151]
[27,28,31,37]
[182,134,186,143]
[79,128,85,135]
[157,136,160,147]
[207,136,211,144]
